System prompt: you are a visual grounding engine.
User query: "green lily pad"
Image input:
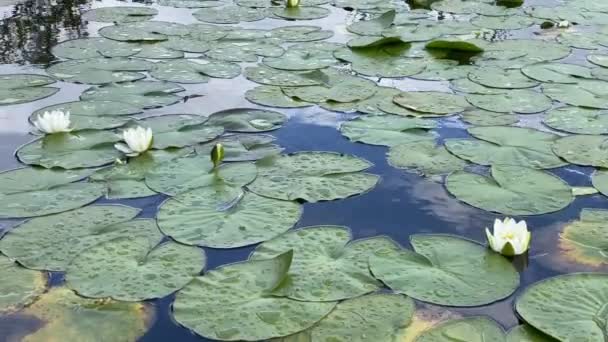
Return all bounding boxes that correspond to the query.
[466,90,552,114]
[271,6,329,20]
[552,135,608,168]
[282,69,378,103]
[17,130,122,169]
[206,108,286,132]
[246,85,314,108]
[18,287,153,342]
[251,226,398,301]
[333,47,427,78]
[205,39,284,62]
[393,91,469,115]
[506,325,555,342]
[516,273,608,342]
[81,81,185,109]
[145,155,257,195]
[0,205,148,271]
[244,66,326,87]
[431,0,514,15]
[173,251,335,341]
[521,63,593,84]
[0,255,46,313]
[592,170,608,197]
[482,39,571,65]
[415,317,506,341]
[193,6,267,23]
[425,38,486,52]
[196,134,283,162]
[370,234,519,306]
[556,31,608,50]
[131,114,223,149]
[340,115,436,147]
[445,126,565,169]
[157,185,301,248]
[445,165,573,215]
[51,37,142,59]
[450,78,507,95]
[269,26,333,42]
[66,229,204,301]
[284,293,415,341]
[558,209,608,268]
[158,0,225,7]
[461,109,518,126]
[412,60,476,81]
[99,21,190,42]
[347,10,395,36]
[471,15,535,30]
[263,44,338,71]
[47,57,153,84]
[468,67,538,89]
[150,59,240,83]
[81,6,157,23]
[0,167,93,194]
[588,54,608,68]
[91,148,192,199]
[388,140,467,176]
[542,81,608,109]
[322,86,399,115]
[248,152,379,202]
[0,74,58,106]
[543,107,608,134]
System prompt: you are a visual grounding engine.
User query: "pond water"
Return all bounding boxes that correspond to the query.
[1,0,608,341]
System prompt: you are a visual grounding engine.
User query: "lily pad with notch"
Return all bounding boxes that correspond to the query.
[269,25,333,42]
[47,57,153,84]
[521,63,593,84]
[244,66,326,87]
[552,135,608,168]
[246,85,314,108]
[393,91,469,115]
[51,37,142,59]
[347,10,395,36]
[281,69,378,104]
[80,81,185,109]
[205,39,285,62]
[0,255,46,313]
[340,115,436,147]
[99,21,190,42]
[415,316,507,341]
[461,109,518,126]
[193,6,267,24]
[150,59,241,84]
[468,67,539,89]
[388,140,467,176]
[466,90,552,114]
[544,106,608,134]
[558,209,608,268]
[0,74,58,106]
[81,6,157,23]
[542,80,608,109]
[206,108,286,132]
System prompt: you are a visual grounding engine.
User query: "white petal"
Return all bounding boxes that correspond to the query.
[114,143,134,154]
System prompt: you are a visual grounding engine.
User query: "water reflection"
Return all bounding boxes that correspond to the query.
[0,0,90,65]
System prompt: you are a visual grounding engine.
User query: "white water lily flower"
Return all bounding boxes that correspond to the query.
[557,20,570,28]
[33,110,72,134]
[114,126,153,157]
[485,218,531,256]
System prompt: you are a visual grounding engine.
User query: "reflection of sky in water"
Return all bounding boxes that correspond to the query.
[0,0,606,340]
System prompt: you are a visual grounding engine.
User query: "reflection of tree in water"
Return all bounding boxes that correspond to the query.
[0,0,91,65]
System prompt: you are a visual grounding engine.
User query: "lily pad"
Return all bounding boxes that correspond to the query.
[347,10,395,36]
[0,74,58,106]
[196,134,283,161]
[81,81,185,109]
[246,85,314,108]
[157,185,301,248]
[516,273,608,342]
[251,226,398,301]
[30,101,140,131]
[450,78,507,95]
[542,81,608,109]
[269,26,333,42]
[393,91,469,115]
[271,7,329,20]
[205,39,285,63]
[415,317,506,341]
[150,59,240,83]
[206,108,286,132]
[552,135,608,168]
[431,0,514,15]
[471,15,536,30]
[0,255,46,313]
[506,325,555,342]
[333,47,427,78]
[592,170,608,197]
[173,251,335,341]
[425,38,486,52]
[468,67,538,89]
[558,209,608,268]
[445,126,565,169]
[82,6,157,23]
[445,165,573,215]
[412,60,475,81]
[588,54,608,68]
[282,69,378,103]
[0,205,152,271]
[466,90,552,114]
[158,0,226,7]
[388,140,467,176]
[248,152,379,202]
[482,39,571,65]
[47,57,153,84]
[17,130,122,169]
[521,63,593,84]
[0,167,93,194]
[132,114,223,149]
[66,230,204,301]
[544,107,608,134]
[99,21,190,42]
[370,234,519,306]
[18,287,153,342]
[244,66,326,87]
[461,109,518,126]
[340,115,436,147]
[263,45,338,71]
[145,155,257,195]
[193,6,267,24]
[51,37,142,59]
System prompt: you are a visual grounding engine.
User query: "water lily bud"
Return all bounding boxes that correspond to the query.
[557,20,570,28]
[286,0,300,8]
[211,143,225,169]
[485,217,531,257]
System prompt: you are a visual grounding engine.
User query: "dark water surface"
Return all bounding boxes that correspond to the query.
[0,0,605,341]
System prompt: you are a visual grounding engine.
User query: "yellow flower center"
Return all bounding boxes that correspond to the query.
[501,232,515,240]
